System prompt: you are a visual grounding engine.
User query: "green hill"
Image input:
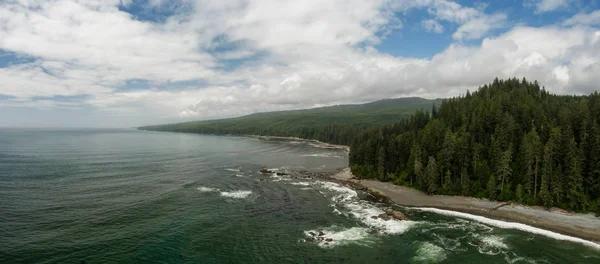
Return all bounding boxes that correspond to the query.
[350,78,600,213]
[138,97,441,145]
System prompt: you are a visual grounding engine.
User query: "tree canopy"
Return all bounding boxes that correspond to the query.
[350,77,600,213]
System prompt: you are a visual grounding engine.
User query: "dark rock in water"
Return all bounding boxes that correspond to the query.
[378,213,391,221]
[389,211,408,221]
[324,242,329,245]
[306,237,315,242]
[309,232,316,236]
[276,172,289,176]
[318,231,325,236]
[370,216,378,219]
[473,239,484,246]
[325,238,333,242]
[260,168,273,174]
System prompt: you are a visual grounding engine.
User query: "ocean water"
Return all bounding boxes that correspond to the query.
[1,129,599,264]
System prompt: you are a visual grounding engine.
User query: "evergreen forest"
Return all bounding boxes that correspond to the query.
[141,78,600,213]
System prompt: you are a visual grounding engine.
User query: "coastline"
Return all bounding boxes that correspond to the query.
[329,168,600,245]
[142,131,600,245]
[248,134,351,151]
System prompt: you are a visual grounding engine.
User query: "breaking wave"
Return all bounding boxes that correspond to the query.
[220,190,253,199]
[414,207,600,249]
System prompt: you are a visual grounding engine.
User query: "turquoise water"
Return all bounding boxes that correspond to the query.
[1,129,599,264]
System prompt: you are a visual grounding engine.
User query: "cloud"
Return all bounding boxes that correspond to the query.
[452,13,507,40]
[563,10,600,26]
[0,0,598,127]
[525,0,573,13]
[422,19,445,33]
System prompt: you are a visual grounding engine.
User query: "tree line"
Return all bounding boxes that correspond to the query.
[350,78,600,214]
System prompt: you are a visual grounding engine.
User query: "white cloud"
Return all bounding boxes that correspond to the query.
[525,0,573,14]
[0,0,598,127]
[564,10,600,26]
[452,13,507,40]
[422,19,444,33]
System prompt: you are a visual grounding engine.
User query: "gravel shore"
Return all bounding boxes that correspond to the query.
[331,168,600,243]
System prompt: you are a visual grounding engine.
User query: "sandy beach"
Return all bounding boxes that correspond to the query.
[331,168,600,243]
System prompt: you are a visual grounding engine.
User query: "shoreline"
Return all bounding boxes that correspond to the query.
[143,130,600,245]
[328,168,600,246]
[247,134,350,151]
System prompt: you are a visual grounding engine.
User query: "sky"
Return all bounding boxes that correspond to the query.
[0,0,599,128]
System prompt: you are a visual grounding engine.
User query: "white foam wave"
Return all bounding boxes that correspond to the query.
[412,242,447,263]
[302,226,372,248]
[235,174,244,177]
[415,207,600,249]
[220,190,253,199]
[345,201,416,234]
[300,153,342,158]
[290,182,311,186]
[471,235,508,255]
[224,168,240,172]
[314,181,416,235]
[197,186,220,192]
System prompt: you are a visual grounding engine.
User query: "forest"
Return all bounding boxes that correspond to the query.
[141,77,600,213]
[139,97,439,146]
[350,78,600,213]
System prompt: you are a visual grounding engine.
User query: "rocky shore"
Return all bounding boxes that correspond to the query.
[326,168,600,244]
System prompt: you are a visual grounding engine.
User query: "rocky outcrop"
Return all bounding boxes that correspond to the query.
[374,211,408,221]
[378,213,391,221]
[390,211,408,221]
[260,169,273,174]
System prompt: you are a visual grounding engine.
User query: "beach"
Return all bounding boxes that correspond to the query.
[331,168,600,244]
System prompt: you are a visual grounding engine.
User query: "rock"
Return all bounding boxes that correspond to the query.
[378,213,391,221]
[260,169,273,174]
[370,216,378,219]
[276,172,289,176]
[325,238,333,242]
[305,237,315,242]
[324,242,329,245]
[309,232,316,236]
[389,211,408,221]
[318,231,325,236]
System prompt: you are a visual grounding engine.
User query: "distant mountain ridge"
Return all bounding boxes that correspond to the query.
[138,97,441,145]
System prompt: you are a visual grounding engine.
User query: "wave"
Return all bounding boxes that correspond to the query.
[300,153,343,158]
[412,242,447,263]
[314,181,416,235]
[224,168,240,172]
[414,207,600,250]
[197,186,220,192]
[290,182,311,186]
[302,226,374,248]
[220,190,253,199]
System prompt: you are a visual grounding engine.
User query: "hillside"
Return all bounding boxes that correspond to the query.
[138,97,440,145]
[350,78,600,214]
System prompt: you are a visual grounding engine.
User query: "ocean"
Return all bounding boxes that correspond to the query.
[1,129,599,263]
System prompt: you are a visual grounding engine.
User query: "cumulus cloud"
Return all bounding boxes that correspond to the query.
[525,0,573,14]
[422,19,445,33]
[563,10,600,26]
[452,13,507,40]
[0,0,598,126]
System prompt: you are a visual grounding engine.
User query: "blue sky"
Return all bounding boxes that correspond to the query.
[0,0,599,127]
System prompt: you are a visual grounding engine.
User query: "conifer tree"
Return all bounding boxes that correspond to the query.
[425,156,438,194]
